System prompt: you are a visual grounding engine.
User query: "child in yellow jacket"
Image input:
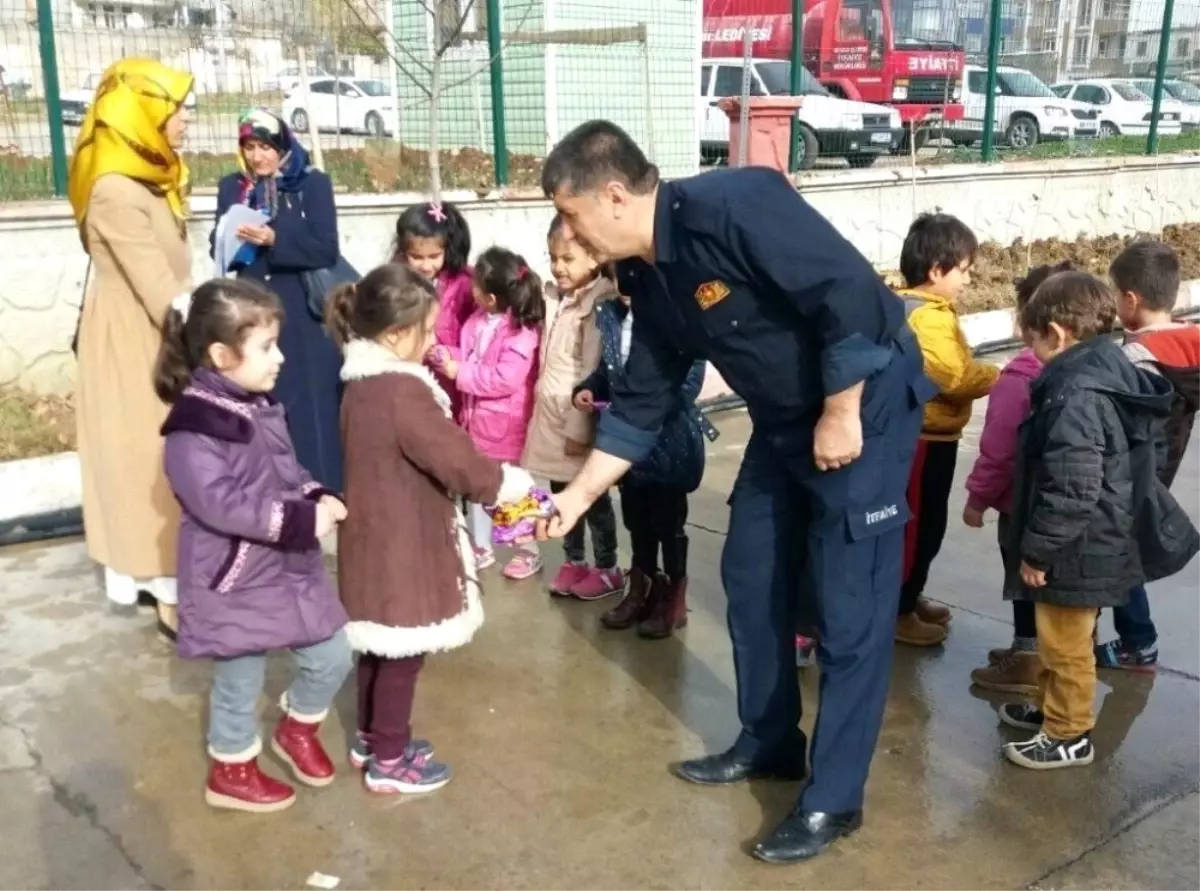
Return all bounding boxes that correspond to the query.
[895,213,1000,646]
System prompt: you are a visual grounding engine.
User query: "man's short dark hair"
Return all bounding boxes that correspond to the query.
[899,213,979,288]
[1109,239,1181,312]
[541,120,659,198]
[1020,271,1117,340]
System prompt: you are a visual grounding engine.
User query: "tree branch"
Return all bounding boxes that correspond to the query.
[435,0,477,60]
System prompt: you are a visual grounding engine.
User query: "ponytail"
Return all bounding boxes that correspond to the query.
[324,282,358,348]
[153,307,193,403]
[473,246,546,330]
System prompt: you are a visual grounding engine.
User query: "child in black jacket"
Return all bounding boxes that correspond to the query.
[999,271,1198,771]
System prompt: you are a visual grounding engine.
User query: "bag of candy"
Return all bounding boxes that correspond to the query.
[486,488,555,545]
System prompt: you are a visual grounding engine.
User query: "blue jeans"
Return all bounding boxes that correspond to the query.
[208,630,352,759]
[1113,585,1157,650]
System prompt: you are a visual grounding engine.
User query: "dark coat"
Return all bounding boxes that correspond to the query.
[1004,336,1198,608]
[162,368,347,659]
[212,169,345,492]
[580,300,715,493]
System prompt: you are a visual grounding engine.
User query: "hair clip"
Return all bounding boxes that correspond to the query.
[427,203,447,223]
[517,264,529,281]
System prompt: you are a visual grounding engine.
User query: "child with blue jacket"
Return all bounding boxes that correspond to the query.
[573,292,717,639]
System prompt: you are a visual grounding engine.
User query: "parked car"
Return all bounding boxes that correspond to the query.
[283,77,394,138]
[1051,79,1182,138]
[266,65,331,94]
[1129,78,1200,132]
[61,72,197,127]
[952,64,1097,148]
[699,58,903,169]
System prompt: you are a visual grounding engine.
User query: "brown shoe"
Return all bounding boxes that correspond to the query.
[970,650,1040,696]
[637,575,688,640]
[914,597,951,627]
[988,645,1013,665]
[895,612,948,647]
[600,568,655,630]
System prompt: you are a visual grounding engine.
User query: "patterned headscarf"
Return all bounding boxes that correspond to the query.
[237,108,311,219]
[67,58,194,246]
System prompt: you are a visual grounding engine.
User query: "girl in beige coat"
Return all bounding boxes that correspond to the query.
[521,217,622,601]
[67,59,195,638]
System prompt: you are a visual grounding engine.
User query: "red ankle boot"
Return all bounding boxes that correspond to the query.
[206,755,296,813]
[600,567,655,630]
[272,714,336,787]
[637,574,688,639]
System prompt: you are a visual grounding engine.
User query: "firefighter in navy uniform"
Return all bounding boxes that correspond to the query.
[537,121,933,863]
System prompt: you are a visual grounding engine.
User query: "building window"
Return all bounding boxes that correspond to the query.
[1098,37,1108,56]
[1043,34,1058,53]
[1076,0,1093,26]
[1073,34,1090,64]
[966,32,983,52]
[1137,39,1148,57]
[1178,38,1191,58]
[1101,0,1111,14]
[1119,35,1127,55]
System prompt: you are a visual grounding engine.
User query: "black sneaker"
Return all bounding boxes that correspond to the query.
[1095,638,1159,673]
[998,702,1045,731]
[1004,731,1094,770]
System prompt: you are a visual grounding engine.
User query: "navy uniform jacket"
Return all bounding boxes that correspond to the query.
[596,167,911,479]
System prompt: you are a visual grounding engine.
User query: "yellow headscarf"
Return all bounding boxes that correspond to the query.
[67,58,195,247]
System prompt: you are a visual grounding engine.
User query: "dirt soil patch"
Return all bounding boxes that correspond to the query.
[0,389,75,461]
[947,224,1200,314]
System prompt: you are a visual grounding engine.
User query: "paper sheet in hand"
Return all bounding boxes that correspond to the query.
[213,205,270,277]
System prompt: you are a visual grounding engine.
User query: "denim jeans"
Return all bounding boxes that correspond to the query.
[208,629,353,758]
[1113,585,1158,649]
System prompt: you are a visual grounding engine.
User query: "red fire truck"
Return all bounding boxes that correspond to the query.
[703,0,965,136]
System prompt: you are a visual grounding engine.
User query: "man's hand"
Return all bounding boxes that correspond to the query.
[572,389,595,413]
[536,486,589,541]
[962,504,985,528]
[1020,561,1047,588]
[564,438,589,457]
[813,409,863,471]
[320,494,347,523]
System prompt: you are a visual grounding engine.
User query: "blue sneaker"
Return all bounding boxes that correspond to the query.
[1095,639,1158,674]
[349,733,435,769]
[364,750,452,794]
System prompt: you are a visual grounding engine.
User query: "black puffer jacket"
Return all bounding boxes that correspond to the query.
[1004,336,1199,608]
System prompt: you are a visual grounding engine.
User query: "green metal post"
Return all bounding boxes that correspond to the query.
[980,0,1004,162]
[35,0,68,196]
[788,0,804,171]
[1146,0,1175,155]
[485,0,508,187]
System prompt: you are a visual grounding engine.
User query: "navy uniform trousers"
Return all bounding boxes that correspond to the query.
[721,335,927,814]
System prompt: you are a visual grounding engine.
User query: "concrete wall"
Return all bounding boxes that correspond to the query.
[2,153,1198,395]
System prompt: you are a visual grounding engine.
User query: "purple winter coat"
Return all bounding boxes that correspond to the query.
[161,368,347,659]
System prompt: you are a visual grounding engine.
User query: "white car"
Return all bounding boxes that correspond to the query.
[283,78,394,138]
[953,65,1097,148]
[266,65,331,94]
[700,58,903,169]
[1130,79,1200,132]
[61,72,197,127]
[1051,79,1182,138]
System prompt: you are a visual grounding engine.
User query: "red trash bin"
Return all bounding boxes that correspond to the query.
[718,96,806,173]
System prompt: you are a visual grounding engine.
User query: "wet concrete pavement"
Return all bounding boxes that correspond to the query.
[1,392,1198,889]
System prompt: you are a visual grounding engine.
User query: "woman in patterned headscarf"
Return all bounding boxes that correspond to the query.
[211,108,343,491]
[67,58,194,641]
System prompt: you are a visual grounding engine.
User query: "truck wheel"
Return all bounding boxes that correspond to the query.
[1005,115,1040,149]
[795,124,819,170]
[896,127,931,154]
[847,154,878,168]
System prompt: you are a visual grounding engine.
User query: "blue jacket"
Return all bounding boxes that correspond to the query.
[579,300,715,493]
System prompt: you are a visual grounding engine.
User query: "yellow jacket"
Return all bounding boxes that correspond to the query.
[899,289,1000,441]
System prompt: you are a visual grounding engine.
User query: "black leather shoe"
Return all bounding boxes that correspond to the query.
[673,749,807,786]
[752,810,863,863]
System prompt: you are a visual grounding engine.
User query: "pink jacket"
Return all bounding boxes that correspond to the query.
[965,348,1043,515]
[455,308,540,463]
[429,268,476,415]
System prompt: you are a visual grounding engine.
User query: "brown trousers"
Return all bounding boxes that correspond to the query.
[1035,603,1099,739]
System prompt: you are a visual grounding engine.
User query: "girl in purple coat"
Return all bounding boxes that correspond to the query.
[156,278,353,814]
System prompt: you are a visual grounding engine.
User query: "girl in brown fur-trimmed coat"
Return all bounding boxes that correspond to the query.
[326,264,534,796]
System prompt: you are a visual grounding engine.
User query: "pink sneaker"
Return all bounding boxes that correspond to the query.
[503,550,543,581]
[549,562,591,597]
[572,567,626,601]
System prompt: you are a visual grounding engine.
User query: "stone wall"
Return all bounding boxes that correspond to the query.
[2,154,1198,396]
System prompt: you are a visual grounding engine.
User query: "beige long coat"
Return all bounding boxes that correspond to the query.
[521,276,616,482]
[76,174,191,577]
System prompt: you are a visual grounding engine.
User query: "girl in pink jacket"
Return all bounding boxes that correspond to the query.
[433,247,545,580]
[392,202,475,416]
[964,262,1071,697]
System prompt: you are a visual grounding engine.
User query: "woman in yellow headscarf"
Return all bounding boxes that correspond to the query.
[68,57,194,641]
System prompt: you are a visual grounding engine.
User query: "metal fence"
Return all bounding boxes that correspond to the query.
[0,0,699,200]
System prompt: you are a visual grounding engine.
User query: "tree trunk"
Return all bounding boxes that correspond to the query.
[428,55,442,202]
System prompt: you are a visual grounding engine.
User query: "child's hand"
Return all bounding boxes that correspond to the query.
[573,389,594,412]
[320,495,347,523]
[315,502,336,539]
[442,359,459,380]
[564,438,589,457]
[962,504,985,528]
[1019,560,1047,588]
